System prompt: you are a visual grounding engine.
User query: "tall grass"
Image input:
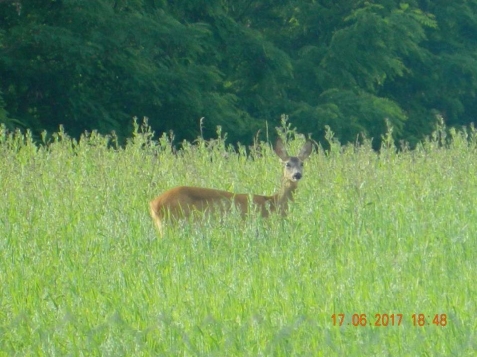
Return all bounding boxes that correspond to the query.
[1,120,476,356]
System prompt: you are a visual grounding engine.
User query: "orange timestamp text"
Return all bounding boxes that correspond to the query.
[331,313,447,327]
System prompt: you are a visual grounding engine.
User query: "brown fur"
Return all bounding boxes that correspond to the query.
[149,139,312,236]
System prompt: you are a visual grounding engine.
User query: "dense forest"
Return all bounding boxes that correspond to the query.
[1,0,477,146]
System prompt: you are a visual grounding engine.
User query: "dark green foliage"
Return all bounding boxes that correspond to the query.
[285,1,435,146]
[0,0,476,146]
[0,0,238,141]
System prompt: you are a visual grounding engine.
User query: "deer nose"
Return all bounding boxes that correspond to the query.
[293,173,302,180]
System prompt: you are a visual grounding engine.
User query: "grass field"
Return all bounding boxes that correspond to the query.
[1,121,476,356]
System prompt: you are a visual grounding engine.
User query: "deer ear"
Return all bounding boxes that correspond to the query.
[298,141,313,161]
[274,138,289,161]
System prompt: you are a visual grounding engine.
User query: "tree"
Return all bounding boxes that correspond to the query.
[1,0,477,147]
[384,0,477,144]
[277,1,436,145]
[0,0,239,141]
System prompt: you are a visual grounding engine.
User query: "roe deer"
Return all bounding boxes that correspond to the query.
[149,138,313,236]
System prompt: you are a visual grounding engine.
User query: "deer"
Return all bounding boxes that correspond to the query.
[149,138,313,236]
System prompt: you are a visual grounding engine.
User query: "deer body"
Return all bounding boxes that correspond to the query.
[149,139,312,236]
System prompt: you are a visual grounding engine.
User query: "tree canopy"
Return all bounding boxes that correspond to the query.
[1,0,477,146]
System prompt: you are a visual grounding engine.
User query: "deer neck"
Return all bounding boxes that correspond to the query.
[273,178,298,214]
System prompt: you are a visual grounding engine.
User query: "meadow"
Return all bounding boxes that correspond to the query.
[0,120,476,356]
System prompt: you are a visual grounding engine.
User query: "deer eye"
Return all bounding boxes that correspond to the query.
[285,162,291,168]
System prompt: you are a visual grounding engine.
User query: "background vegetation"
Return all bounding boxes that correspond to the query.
[1,121,476,355]
[1,0,477,146]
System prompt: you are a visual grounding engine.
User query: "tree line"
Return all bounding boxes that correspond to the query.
[1,0,477,147]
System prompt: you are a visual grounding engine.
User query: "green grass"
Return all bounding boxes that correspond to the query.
[1,122,476,356]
